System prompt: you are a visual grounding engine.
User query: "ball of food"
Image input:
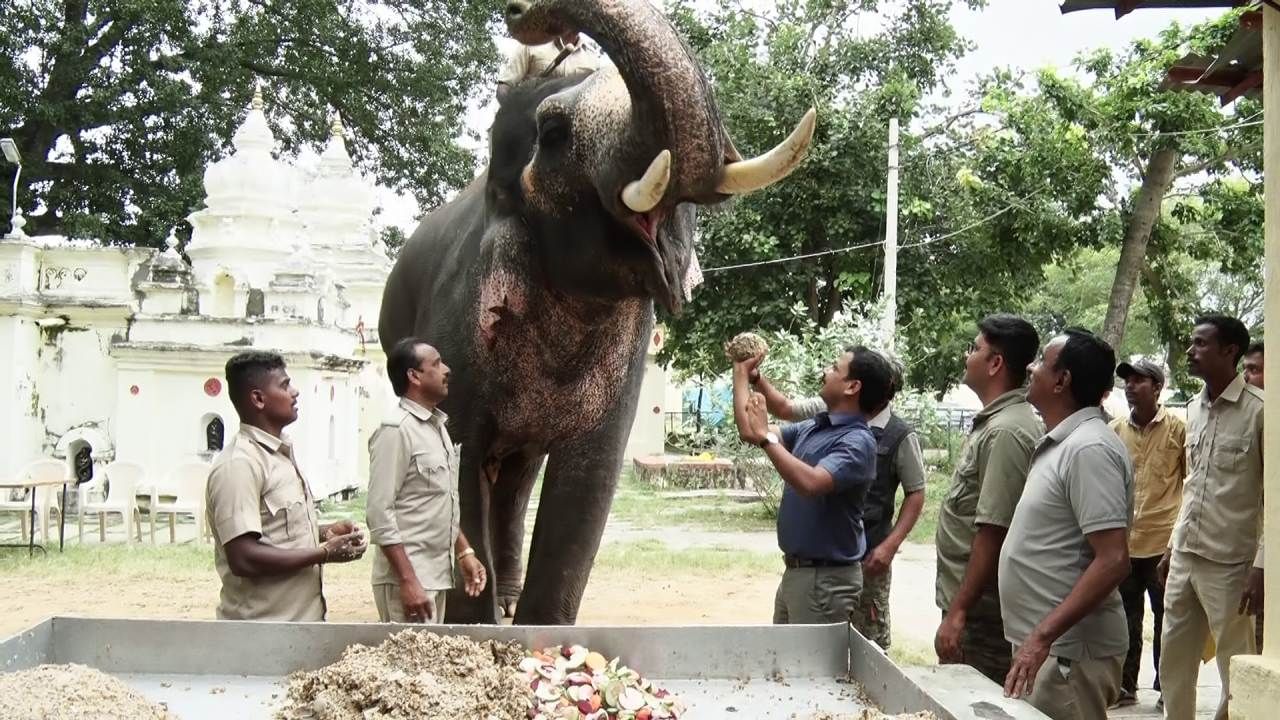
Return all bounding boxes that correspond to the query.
[723,332,769,362]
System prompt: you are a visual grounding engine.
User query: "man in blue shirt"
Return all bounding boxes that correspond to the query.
[733,344,890,624]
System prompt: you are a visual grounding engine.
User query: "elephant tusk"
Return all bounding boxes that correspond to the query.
[621,149,672,214]
[715,108,817,195]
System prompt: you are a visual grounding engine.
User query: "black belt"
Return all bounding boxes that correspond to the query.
[784,555,855,569]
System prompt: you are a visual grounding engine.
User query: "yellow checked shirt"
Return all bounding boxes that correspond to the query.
[1110,406,1187,559]
[366,398,461,591]
[1172,374,1265,568]
[206,425,325,621]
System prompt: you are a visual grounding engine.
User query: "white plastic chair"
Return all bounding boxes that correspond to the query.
[151,462,209,544]
[0,459,69,543]
[79,461,144,544]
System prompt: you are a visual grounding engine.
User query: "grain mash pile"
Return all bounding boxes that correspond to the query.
[276,630,531,719]
[276,631,685,720]
[0,663,174,720]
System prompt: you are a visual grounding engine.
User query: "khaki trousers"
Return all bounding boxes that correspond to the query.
[1159,550,1257,720]
[1022,651,1122,720]
[772,564,862,625]
[373,583,449,624]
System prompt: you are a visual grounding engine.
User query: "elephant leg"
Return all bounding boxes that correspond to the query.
[514,426,626,625]
[490,453,546,619]
[444,439,500,624]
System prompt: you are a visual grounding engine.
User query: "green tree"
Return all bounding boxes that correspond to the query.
[0,0,497,246]
[661,0,987,383]
[973,11,1263,350]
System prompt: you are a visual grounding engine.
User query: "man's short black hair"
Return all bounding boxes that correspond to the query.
[845,345,893,414]
[1247,341,1264,357]
[225,351,286,413]
[978,314,1040,387]
[1052,328,1116,409]
[387,337,428,397]
[1194,314,1251,365]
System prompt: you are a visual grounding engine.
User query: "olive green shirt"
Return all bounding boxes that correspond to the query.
[206,425,325,622]
[366,398,461,591]
[935,389,1044,616]
[1173,373,1265,568]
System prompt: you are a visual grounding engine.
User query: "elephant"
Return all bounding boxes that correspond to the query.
[378,0,815,625]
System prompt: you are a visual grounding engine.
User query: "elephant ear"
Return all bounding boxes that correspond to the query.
[476,218,534,350]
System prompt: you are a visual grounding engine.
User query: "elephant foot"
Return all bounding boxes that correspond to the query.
[500,596,519,619]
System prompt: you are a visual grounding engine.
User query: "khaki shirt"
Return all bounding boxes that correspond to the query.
[1172,373,1264,567]
[1109,406,1187,558]
[498,39,601,86]
[366,398,461,590]
[935,389,1044,616]
[999,407,1133,660]
[206,425,325,621]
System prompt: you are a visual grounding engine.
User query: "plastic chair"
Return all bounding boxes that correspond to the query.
[79,461,145,544]
[0,459,68,543]
[151,462,209,544]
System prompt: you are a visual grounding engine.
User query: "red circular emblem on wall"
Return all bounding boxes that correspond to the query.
[652,405,661,415]
[129,385,140,396]
[204,378,222,397]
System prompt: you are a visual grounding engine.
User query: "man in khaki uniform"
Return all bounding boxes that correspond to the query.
[206,351,367,621]
[1160,315,1264,720]
[1243,340,1264,652]
[1000,329,1132,720]
[1109,359,1185,707]
[496,31,601,99]
[935,314,1044,685]
[367,337,486,623]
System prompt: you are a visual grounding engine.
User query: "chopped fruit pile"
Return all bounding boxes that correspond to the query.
[520,644,686,720]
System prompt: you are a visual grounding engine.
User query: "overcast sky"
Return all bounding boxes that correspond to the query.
[375,1,1223,233]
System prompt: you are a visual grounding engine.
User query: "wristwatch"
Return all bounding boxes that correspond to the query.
[759,431,779,449]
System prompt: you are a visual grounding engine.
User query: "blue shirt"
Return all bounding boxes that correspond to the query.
[777,411,877,563]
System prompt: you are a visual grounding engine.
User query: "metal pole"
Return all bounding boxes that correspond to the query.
[883,118,899,352]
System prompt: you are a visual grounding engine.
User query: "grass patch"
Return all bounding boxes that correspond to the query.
[319,493,366,523]
[906,469,951,545]
[0,543,212,578]
[607,470,775,533]
[595,539,777,576]
[888,638,936,667]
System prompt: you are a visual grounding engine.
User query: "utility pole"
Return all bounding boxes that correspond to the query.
[882,118,899,352]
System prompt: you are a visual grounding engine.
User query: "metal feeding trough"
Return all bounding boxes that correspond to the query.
[1,618,1046,719]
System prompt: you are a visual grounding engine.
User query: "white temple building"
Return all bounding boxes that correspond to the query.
[0,87,668,502]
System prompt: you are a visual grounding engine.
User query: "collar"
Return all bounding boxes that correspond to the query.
[1201,373,1248,407]
[1045,406,1104,445]
[240,424,287,454]
[400,397,448,426]
[1128,404,1167,428]
[975,389,1029,424]
[868,405,892,429]
[817,411,866,428]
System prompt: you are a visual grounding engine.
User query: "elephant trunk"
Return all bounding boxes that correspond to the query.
[504,0,727,202]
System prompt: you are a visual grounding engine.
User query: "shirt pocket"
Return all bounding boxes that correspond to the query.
[1211,436,1249,475]
[262,481,308,543]
[412,449,450,496]
[945,443,980,515]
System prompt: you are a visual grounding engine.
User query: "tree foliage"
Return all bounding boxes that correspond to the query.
[0,0,497,246]
[661,0,987,384]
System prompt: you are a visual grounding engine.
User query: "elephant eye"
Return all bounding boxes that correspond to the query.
[537,115,570,150]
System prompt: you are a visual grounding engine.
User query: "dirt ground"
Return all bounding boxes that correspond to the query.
[0,557,781,638]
